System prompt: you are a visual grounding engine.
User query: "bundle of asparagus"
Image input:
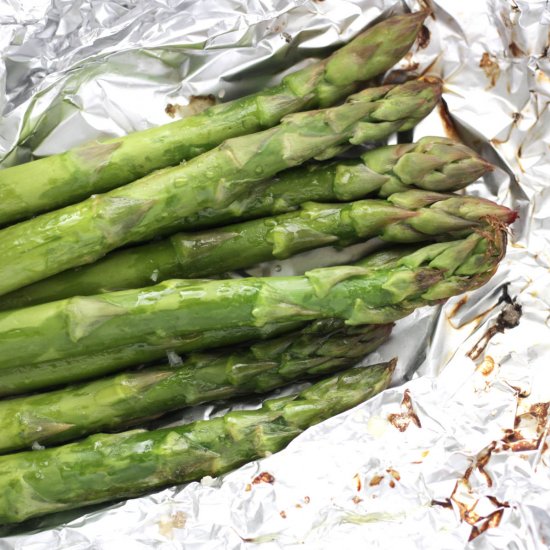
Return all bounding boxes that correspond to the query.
[0,11,516,526]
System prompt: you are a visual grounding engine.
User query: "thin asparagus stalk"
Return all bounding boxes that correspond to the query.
[0,190,515,309]
[0,320,392,453]
[0,360,395,524]
[0,12,428,225]
[0,228,507,378]
[0,78,441,297]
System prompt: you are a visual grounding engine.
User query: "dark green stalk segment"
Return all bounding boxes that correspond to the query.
[0,229,506,375]
[0,321,304,397]
[0,320,392,453]
[0,78,441,297]
[0,191,515,309]
[0,12,428,226]
[0,361,395,525]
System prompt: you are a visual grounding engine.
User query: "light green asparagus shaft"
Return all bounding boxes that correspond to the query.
[0,320,392,453]
[0,78,441,297]
[0,228,506,381]
[0,360,395,524]
[0,12,427,225]
[0,190,515,309]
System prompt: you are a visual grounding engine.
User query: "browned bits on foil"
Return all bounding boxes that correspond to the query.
[509,41,525,57]
[387,468,401,481]
[282,32,292,43]
[165,95,216,119]
[252,471,275,485]
[369,474,384,487]
[478,355,496,376]
[280,510,287,519]
[352,495,363,504]
[304,496,310,504]
[449,296,469,318]
[431,498,452,509]
[353,473,362,492]
[389,480,396,489]
[479,52,501,88]
[467,292,522,361]
[448,442,509,541]
[437,98,461,141]
[388,389,422,432]
[501,401,550,452]
[417,25,431,49]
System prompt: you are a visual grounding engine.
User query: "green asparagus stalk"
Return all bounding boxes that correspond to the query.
[0,321,307,397]
[0,12,428,226]
[0,78,441,297]
[0,191,515,309]
[0,360,395,524]
[0,228,506,376]
[0,320,392,454]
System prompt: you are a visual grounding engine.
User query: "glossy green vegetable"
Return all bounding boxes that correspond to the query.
[0,228,506,381]
[0,360,395,524]
[0,12,428,225]
[0,320,392,453]
[0,78,441,297]
[0,190,514,308]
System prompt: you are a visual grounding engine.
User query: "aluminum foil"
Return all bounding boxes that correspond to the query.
[0,0,549,547]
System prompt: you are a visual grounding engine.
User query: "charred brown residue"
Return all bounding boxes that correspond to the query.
[388,389,422,432]
[389,480,396,489]
[479,52,501,89]
[467,285,522,361]
[468,509,505,541]
[352,495,363,504]
[478,355,496,376]
[369,474,384,487]
[449,444,509,541]
[501,401,550,453]
[280,510,287,519]
[252,471,275,485]
[438,98,461,142]
[304,496,310,504]
[387,468,401,481]
[431,498,452,509]
[353,473,362,492]
[282,32,292,44]
[417,25,431,49]
[449,295,469,318]
[509,41,525,57]
[165,95,216,119]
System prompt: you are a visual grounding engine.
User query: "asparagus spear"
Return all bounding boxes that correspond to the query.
[0,228,506,375]
[0,320,392,454]
[0,191,515,309]
[0,360,395,524]
[0,12,428,226]
[0,78,441,297]
[0,321,306,397]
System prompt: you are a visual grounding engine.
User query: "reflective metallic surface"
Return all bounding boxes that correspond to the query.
[0,0,548,547]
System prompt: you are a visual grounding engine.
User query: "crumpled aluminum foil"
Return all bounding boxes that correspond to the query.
[0,0,549,548]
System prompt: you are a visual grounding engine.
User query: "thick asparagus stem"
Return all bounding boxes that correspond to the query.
[0,78,441,297]
[0,321,392,453]
[0,229,506,377]
[0,12,427,225]
[0,360,395,524]
[0,190,515,309]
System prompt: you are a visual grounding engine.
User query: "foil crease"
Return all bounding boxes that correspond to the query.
[0,0,549,548]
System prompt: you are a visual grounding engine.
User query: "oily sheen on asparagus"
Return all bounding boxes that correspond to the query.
[0,12,427,225]
[0,320,392,453]
[0,228,507,378]
[0,190,515,306]
[0,78,441,297]
[0,361,395,524]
